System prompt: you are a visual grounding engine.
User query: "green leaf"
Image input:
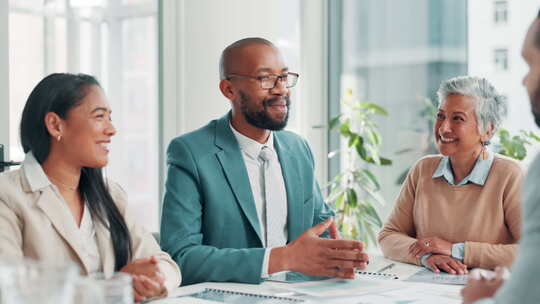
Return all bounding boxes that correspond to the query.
[360,169,380,191]
[366,129,380,146]
[339,121,351,137]
[359,101,388,116]
[365,144,381,165]
[363,187,385,206]
[363,203,382,227]
[346,188,358,208]
[334,191,345,210]
[524,130,540,142]
[358,205,380,228]
[380,157,392,166]
[329,115,342,130]
[355,144,368,160]
[348,134,359,147]
[395,148,415,154]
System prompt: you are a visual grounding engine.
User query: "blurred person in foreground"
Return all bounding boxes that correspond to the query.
[462,9,540,304]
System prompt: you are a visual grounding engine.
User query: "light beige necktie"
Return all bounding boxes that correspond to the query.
[258,146,287,248]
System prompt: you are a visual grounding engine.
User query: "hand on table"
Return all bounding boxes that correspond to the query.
[132,274,167,302]
[409,236,452,258]
[270,218,369,279]
[120,256,164,281]
[425,254,468,275]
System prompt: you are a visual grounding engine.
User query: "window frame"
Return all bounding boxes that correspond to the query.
[493,0,508,25]
[494,48,509,71]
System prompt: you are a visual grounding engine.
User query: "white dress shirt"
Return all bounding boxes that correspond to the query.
[49,187,103,274]
[77,204,102,274]
[229,123,288,278]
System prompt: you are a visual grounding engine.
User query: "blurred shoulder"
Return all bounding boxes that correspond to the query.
[0,169,24,193]
[0,169,28,206]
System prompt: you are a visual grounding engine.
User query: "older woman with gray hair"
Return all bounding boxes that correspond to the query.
[378,76,523,274]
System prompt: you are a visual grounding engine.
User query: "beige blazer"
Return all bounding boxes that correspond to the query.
[0,153,181,291]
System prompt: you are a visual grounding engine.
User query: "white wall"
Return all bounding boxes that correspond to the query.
[0,0,9,157]
[160,0,328,184]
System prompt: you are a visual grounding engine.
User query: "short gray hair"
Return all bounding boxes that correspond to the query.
[437,76,508,135]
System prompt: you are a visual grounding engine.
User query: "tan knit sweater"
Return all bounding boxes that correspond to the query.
[378,154,523,269]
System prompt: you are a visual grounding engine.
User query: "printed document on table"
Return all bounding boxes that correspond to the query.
[279,277,404,297]
[405,268,468,285]
[353,283,462,304]
[147,297,220,304]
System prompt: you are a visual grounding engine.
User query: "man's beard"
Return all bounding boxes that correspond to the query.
[531,86,540,128]
[239,92,290,131]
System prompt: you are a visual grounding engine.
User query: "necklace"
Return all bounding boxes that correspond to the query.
[49,176,78,191]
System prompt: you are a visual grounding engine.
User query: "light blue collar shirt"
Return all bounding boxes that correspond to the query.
[432,151,495,186]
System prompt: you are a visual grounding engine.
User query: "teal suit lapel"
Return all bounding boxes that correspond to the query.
[274,133,303,242]
[214,114,263,245]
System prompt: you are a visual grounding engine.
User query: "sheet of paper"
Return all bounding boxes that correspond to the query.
[405,268,468,285]
[279,277,404,297]
[147,296,221,304]
[349,283,462,304]
[363,256,421,279]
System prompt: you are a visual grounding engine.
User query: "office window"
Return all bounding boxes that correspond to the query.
[494,48,508,71]
[470,1,539,159]
[8,0,160,231]
[493,0,508,24]
[330,0,468,221]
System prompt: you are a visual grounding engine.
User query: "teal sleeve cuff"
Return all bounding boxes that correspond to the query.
[452,242,465,261]
[473,298,495,304]
[420,253,433,268]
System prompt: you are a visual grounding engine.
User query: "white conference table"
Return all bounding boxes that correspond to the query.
[159,255,464,304]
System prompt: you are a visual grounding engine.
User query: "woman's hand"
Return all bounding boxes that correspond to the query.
[120,256,168,301]
[132,274,167,302]
[408,236,452,258]
[120,256,164,282]
[425,254,468,275]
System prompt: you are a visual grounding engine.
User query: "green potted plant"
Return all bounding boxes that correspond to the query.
[326,89,392,248]
[493,129,540,160]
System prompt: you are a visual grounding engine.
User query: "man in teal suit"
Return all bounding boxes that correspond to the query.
[161,38,369,285]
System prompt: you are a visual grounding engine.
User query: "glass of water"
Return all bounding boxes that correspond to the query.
[90,272,133,304]
[0,258,78,304]
[72,276,106,304]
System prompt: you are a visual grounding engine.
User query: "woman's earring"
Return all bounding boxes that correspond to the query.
[481,140,490,160]
[57,135,62,142]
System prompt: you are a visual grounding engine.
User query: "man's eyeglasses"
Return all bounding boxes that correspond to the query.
[226,72,299,89]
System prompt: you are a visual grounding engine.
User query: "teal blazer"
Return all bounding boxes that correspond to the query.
[160,113,334,285]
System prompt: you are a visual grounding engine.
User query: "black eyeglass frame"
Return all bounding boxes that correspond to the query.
[226,72,300,89]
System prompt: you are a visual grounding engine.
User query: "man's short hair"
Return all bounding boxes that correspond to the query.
[536,8,540,49]
[219,37,275,80]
